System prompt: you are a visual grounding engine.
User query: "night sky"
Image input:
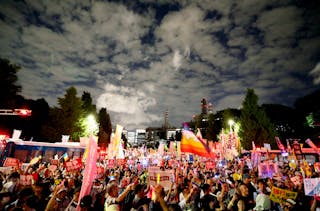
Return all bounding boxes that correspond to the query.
[0,0,319,129]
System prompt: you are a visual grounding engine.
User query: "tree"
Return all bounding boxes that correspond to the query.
[0,58,22,108]
[42,87,85,142]
[98,108,112,148]
[81,91,97,116]
[239,88,277,150]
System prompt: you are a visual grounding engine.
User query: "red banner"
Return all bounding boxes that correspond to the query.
[117,158,126,166]
[206,161,215,170]
[108,159,115,168]
[65,158,83,172]
[3,157,20,168]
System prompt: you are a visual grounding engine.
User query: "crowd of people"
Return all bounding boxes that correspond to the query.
[0,153,320,211]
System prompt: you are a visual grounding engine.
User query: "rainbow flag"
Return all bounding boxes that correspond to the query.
[181,130,213,158]
[62,152,69,161]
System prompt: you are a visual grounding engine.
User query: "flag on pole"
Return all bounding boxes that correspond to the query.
[62,152,69,162]
[113,124,123,158]
[77,135,98,210]
[275,137,286,152]
[181,130,213,158]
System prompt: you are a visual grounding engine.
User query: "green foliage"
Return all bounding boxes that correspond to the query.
[239,88,277,150]
[0,58,22,107]
[98,108,112,147]
[81,91,97,115]
[41,87,86,141]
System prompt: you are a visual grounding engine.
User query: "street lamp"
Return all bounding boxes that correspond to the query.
[228,119,235,132]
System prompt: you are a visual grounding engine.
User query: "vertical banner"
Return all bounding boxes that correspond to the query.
[275,137,286,152]
[169,141,175,154]
[176,141,181,158]
[158,142,165,156]
[292,140,303,160]
[77,136,98,210]
[113,125,123,158]
[306,139,320,155]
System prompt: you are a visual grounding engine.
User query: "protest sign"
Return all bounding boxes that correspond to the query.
[20,174,33,186]
[258,161,278,178]
[290,175,302,186]
[148,167,173,190]
[107,159,115,168]
[3,157,20,168]
[270,186,297,203]
[206,161,215,170]
[0,167,13,174]
[292,140,303,160]
[314,162,320,173]
[304,178,320,196]
[65,158,82,172]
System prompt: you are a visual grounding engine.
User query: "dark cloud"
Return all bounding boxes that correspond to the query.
[0,0,319,129]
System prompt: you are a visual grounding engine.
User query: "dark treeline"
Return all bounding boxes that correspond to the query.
[0,58,319,149]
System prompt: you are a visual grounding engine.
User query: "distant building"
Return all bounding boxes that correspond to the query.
[123,129,146,147]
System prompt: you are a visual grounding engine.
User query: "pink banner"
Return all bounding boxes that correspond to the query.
[305,139,320,154]
[77,136,98,210]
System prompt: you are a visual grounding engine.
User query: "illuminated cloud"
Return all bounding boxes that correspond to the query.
[0,0,319,129]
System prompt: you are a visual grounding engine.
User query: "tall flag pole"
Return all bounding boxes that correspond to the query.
[77,136,98,211]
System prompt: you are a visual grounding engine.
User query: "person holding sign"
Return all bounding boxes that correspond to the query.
[104,181,134,211]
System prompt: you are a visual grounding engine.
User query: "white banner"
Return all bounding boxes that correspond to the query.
[148,167,174,190]
[304,178,320,196]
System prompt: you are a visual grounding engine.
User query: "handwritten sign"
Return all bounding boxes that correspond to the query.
[270,186,297,203]
[304,178,320,196]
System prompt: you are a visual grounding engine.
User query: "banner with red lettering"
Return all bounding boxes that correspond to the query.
[65,158,82,172]
[77,136,98,210]
[3,157,20,168]
[148,167,174,190]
